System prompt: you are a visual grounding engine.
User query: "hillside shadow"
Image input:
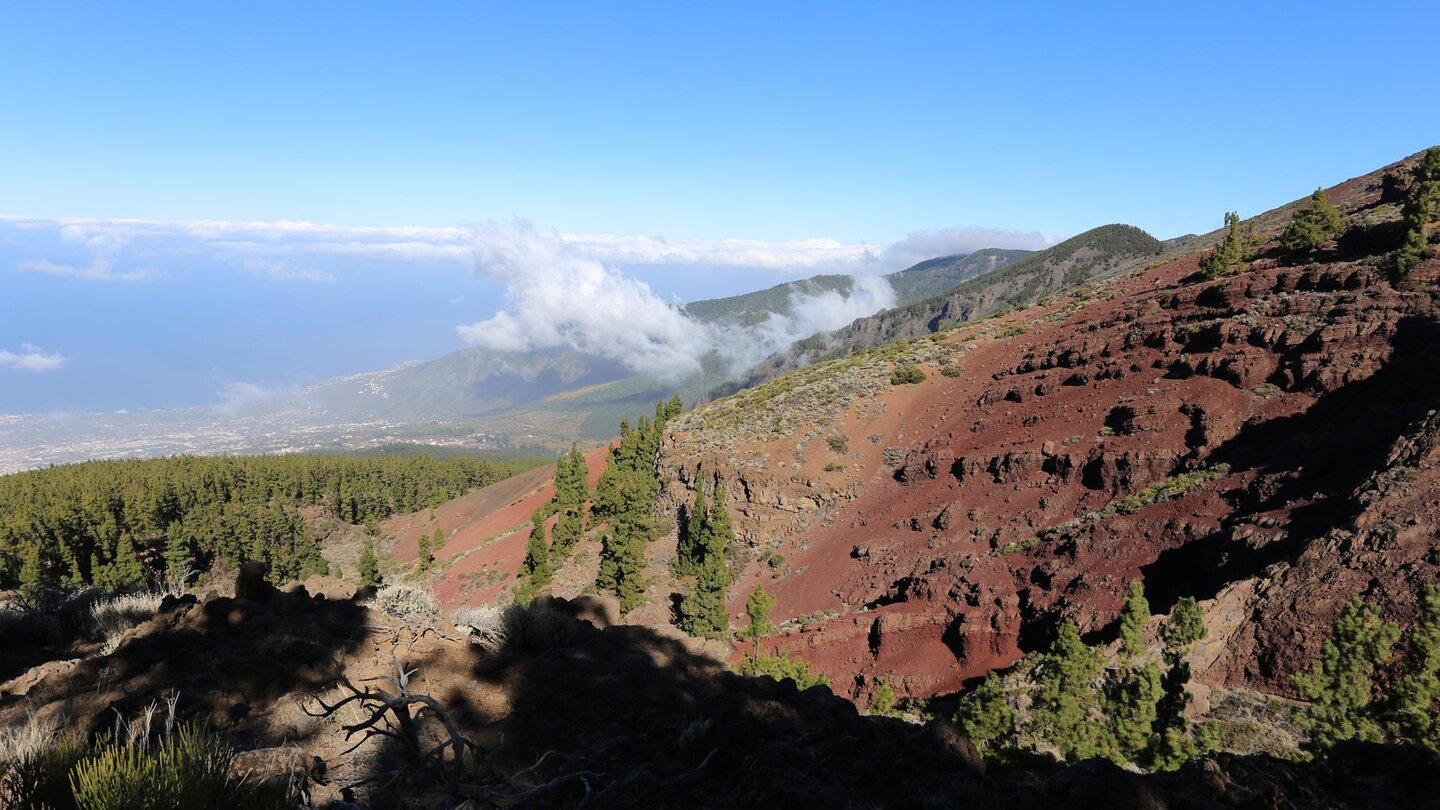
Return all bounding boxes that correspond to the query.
[354,604,1440,809]
[0,586,370,748]
[1143,315,1440,612]
[8,583,1440,808]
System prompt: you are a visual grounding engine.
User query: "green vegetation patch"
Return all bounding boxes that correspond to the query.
[737,650,830,690]
[0,453,529,589]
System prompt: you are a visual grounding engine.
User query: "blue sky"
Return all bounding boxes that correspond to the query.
[2,1,1437,412]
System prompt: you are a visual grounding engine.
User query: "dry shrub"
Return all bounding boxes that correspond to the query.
[0,713,63,770]
[373,583,441,626]
[452,604,506,648]
[455,602,576,654]
[86,592,167,654]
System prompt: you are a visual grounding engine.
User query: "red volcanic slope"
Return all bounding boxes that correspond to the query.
[660,154,1440,702]
[384,447,609,608]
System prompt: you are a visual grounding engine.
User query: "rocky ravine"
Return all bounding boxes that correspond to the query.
[657,150,1440,703]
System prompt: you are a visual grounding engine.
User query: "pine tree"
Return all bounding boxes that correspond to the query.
[1280,188,1344,255]
[1199,211,1258,279]
[551,508,583,560]
[1389,585,1440,753]
[593,408,668,613]
[1382,582,1440,749]
[595,467,659,612]
[592,453,624,518]
[680,550,731,639]
[551,446,589,514]
[674,484,708,576]
[955,672,1016,750]
[566,445,589,507]
[740,584,777,641]
[358,540,382,587]
[1396,147,1440,272]
[18,541,44,585]
[415,532,434,576]
[1028,619,1108,761]
[1293,595,1401,750]
[103,539,147,591]
[520,508,551,582]
[162,533,193,582]
[595,529,646,612]
[432,528,444,550]
[704,484,733,560]
[665,394,683,421]
[1105,582,1163,764]
[1117,580,1149,661]
[1405,146,1440,225]
[1396,226,1431,273]
[1152,596,1208,769]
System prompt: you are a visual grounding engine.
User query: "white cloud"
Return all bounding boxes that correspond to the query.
[0,344,67,373]
[557,232,879,272]
[19,257,153,283]
[457,223,710,379]
[456,223,903,379]
[239,257,335,283]
[1,215,479,282]
[881,226,1058,270]
[214,381,283,415]
[4,213,1064,379]
[3,214,1061,284]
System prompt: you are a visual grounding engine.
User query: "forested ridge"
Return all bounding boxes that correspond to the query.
[0,454,537,589]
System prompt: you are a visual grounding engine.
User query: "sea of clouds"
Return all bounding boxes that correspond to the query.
[2,214,1055,381]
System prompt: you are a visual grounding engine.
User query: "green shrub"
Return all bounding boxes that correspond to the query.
[1,726,291,810]
[1294,596,1401,749]
[940,364,964,378]
[889,364,926,385]
[955,672,1016,748]
[358,540,382,587]
[738,650,830,690]
[870,677,903,718]
[0,732,88,809]
[825,435,849,453]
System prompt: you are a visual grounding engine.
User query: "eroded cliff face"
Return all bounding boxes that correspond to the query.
[658,154,1440,702]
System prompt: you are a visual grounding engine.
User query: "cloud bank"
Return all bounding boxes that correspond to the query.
[880,226,1059,269]
[456,224,902,379]
[4,213,1060,380]
[2,214,1056,282]
[0,344,66,373]
[457,223,713,378]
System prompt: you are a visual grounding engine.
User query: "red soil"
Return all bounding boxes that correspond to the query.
[383,447,609,608]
